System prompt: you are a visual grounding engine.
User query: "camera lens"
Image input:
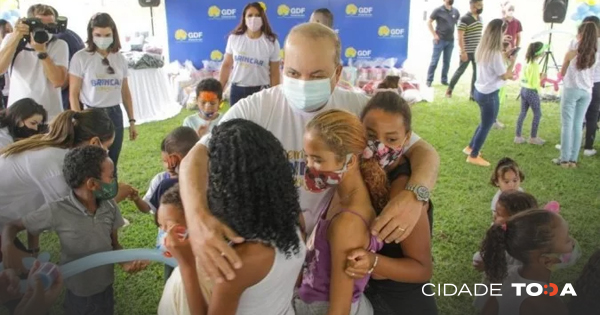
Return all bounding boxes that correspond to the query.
[33,29,49,44]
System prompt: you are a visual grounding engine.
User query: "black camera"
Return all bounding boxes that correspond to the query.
[23,16,67,44]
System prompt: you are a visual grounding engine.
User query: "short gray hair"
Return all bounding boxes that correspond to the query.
[286,22,341,66]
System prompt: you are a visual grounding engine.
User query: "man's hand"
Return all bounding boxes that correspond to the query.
[188,213,244,284]
[345,248,376,279]
[0,269,22,304]
[460,51,468,62]
[433,34,440,44]
[11,20,29,43]
[371,190,423,244]
[15,260,63,315]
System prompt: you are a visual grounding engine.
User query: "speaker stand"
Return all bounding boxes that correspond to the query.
[540,23,561,75]
[149,7,155,36]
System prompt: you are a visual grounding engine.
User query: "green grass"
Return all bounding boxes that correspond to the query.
[5,81,600,315]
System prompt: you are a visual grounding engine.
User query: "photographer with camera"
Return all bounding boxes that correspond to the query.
[0,4,68,120]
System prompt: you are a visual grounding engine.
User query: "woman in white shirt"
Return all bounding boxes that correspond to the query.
[0,108,114,257]
[0,98,47,150]
[554,22,598,168]
[219,2,281,106]
[463,19,516,167]
[69,13,137,178]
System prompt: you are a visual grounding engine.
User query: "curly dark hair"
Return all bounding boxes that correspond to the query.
[491,157,525,187]
[155,184,184,226]
[569,249,600,314]
[196,78,223,101]
[576,22,598,70]
[497,191,538,216]
[480,209,558,283]
[360,91,412,132]
[207,119,301,257]
[63,145,109,189]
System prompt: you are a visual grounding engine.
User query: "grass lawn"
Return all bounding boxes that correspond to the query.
[5,81,600,315]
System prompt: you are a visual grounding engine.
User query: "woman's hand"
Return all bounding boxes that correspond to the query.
[129,123,138,141]
[0,268,22,304]
[345,248,376,280]
[371,190,422,244]
[15,260,63,315]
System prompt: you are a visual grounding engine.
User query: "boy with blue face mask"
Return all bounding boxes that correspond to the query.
[1,145,147,315]
[182,78,224,137]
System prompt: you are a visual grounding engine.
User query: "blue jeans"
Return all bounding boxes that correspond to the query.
[87,105,124,178]
[427,39,454,84]
[561,88,592,162]
[229,84,265,106]
[469,89,500,157]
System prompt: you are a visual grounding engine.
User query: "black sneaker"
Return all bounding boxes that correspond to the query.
[426,82,432,88]
[441,81,449,86]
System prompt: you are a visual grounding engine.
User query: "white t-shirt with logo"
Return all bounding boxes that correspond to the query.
[69,50,129,108]
[1,36,68,120]
[200,86,421,233]
[225,34,280,87]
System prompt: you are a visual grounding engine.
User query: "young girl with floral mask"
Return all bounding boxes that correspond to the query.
[295,109,386,315]
[342,91,437,314]
[480,209,581,315]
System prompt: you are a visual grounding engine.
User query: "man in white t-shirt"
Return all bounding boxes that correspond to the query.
[179,23,440,283]
[0,5,68,120]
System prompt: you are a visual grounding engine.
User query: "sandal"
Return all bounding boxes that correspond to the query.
[569,161,578,168]
[552,158,570,168]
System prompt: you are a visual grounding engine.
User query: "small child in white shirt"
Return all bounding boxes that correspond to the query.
[182,78,223,137]
[490,157,525,213]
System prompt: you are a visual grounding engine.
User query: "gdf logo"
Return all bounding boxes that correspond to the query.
[208,5,237,19]
[174,29,203,42]
[512,283,576,297]
[277,5,306,17]
[345,47,372,59]
[346,4,373,16]
[378,25,405,38]
[210,50,223,61]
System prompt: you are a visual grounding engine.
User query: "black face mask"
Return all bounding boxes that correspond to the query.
[476,8,483,14]
[13,126,41,139]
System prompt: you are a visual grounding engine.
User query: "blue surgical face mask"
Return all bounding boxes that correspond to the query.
[93,36,114,50]
[200,109,217,119]
[282,74,335,112]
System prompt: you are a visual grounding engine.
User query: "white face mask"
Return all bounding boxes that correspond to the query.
[246,17,263,32]
[282,74,334,112]
[506,10,514,18]
[93,36,113,50]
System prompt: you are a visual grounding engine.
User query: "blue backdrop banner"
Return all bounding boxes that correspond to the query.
[165,0,411,68]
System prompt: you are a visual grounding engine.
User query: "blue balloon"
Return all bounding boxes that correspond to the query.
[579,4,591,15]
[17,249,176,293]
[592,6,600,14]
[572,12,582,21]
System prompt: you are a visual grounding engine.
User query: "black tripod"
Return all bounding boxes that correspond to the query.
[540,23,561,75]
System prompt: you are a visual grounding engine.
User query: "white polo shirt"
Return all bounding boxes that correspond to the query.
[0,146,70,232]
[200,86,421,233]
[225,34,280,87]
[69,50,129,108]
[1,36,68,120]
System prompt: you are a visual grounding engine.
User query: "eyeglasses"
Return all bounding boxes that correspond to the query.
[101,58,115,74]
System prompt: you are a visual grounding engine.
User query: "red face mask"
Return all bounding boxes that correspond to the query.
[304,154,351,193]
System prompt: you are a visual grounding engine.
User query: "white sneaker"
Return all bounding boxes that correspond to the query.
[555,144,561,150]
[584,149,597,156]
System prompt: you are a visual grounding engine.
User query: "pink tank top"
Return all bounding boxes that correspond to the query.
[298,194,383,303]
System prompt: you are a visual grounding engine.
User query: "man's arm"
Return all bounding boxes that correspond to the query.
[371,139,440,243]
[457,30,466,53]
[0,22,28,74]
[33,40,68,88]
[428,19,438,39]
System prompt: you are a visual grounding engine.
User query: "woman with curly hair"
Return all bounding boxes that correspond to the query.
[569,249,600,315]
[160,118,306,315]
[294,109,385,315]
[554,22,598,168]
[480,210,579,315]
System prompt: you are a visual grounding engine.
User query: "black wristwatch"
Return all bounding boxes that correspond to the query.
[405,184,430,203]
[37,52,48,60]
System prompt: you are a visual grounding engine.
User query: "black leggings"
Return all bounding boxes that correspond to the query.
[584,82,600,150]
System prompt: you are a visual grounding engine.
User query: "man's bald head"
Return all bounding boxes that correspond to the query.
[285,22,341,66]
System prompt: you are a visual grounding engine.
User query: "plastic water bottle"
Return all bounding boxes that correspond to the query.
[28,262,60,290]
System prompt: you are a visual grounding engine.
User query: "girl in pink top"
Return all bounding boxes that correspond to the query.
[295,109,385,315]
